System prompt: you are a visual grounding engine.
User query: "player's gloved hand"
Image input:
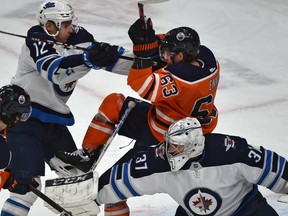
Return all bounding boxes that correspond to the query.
[0,171,11,190]
[3,170,38,194]
[83,42,119,69]
[132,57,153,69]
[128,18,159,57]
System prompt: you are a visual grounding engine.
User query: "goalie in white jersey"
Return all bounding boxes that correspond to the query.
[46,117,287,215]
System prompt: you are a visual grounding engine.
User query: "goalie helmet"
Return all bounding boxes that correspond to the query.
[164,117,205,171]
[0,85,31,127]
[159,27,200,62]
[37,1,78,35]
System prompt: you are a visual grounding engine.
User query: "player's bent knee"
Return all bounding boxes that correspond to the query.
[99,93,125,123]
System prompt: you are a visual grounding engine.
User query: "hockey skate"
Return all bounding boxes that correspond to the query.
[56,147,103,173]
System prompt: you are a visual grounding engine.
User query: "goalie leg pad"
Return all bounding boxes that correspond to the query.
[45,171,100,216]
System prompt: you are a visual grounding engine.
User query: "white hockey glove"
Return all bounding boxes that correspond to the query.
[45,171,100,216]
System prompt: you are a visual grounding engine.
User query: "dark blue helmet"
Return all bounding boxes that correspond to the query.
[0,84,31,127]
[159,27,200,62]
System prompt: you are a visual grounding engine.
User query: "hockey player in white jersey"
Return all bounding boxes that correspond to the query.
[96,117,283,215]
[46,117,287,215]
[1,1,132,215]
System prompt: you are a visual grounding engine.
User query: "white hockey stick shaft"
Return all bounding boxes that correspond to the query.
[89,101,136,172]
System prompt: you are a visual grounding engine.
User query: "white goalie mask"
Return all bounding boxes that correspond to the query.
[37,1,78,36]
[164,117,205,171]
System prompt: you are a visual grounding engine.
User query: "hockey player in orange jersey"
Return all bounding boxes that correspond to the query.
[56,18,220,216]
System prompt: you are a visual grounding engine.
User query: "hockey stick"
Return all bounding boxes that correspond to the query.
[89,101,136,172]
[0,29,165,66]
[29,184,73,216]
[137,0,169,48]
[0,29,134,61]
[138,0,169,29]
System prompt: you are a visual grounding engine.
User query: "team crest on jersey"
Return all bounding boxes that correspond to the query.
[224,135,236,152]
[53,82,75,97]
[184,188,222,216]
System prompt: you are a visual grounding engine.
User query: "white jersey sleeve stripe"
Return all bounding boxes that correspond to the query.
[35,54,58,73]
[47,57,64,82]
[267,155,286,190]
[257,150,272,185]
[110,165,127,200]
[123,160,140,196]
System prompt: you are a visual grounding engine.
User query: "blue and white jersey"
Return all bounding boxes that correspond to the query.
[11,25,132,126]
[97,133,288,216]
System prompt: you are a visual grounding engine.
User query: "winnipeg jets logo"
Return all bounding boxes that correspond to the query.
[184,188,222,216]
[224,136,235,152]
[43,2,56,9]
[193,193,213,213]
[65,81,76,91]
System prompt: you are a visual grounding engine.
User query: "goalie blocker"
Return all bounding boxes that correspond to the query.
[45,171,100,216]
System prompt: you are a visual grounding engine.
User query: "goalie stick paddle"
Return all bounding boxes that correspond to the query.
[89,101,136,172]
[29,185,73,216]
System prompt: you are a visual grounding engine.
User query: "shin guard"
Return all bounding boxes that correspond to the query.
[83,93,125,149]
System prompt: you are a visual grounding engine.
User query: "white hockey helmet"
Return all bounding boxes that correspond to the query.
[37,1,78,35]
[164,117,205,171]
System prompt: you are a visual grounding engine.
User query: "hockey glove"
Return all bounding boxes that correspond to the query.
[132,57,153,69]
[3,170,38,194]
[0,171,11,190]
[83,42,119,69]
[128,18,159,57]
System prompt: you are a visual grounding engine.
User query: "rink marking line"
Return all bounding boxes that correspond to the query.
[221,97,288,114]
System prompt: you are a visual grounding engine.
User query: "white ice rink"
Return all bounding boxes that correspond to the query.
[1,0,288,215]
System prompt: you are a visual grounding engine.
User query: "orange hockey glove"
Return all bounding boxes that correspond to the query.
[0,170,11,190]
[1,170,38,194]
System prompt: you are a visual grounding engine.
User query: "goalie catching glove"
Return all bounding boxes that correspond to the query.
[55,145,104,173]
